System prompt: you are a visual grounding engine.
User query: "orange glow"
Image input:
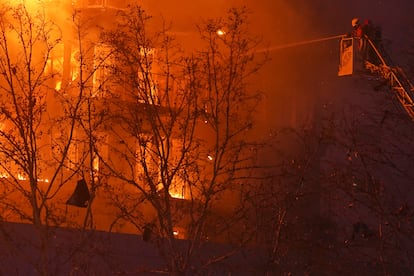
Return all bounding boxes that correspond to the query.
[169,190,185,199]
[0,173,8,178]
[55,80,62,91]
[216,29,225,36]
[9,0,50,11]
[168,180,185,199]
[0,173,49,183]
[71,50,80,81]
[92,155,99,172]
[172,227,186,239]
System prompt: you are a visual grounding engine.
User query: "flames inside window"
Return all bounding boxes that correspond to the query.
[92,43,114,97]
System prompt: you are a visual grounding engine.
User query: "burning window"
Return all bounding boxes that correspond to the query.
[70,49,80,83]
[135,136,187,199]
[168,138,186,199]
[92,43,114,97]
[168,180,186,199]
[137,47,159,105]
[45,43,64,91]
[45,43,64,75]
[67,137,79,170]
[92,152,99,180]
[137,74,159,105]
[135,135,159,188]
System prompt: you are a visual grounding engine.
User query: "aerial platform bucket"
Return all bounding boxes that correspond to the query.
[338,37,354,76]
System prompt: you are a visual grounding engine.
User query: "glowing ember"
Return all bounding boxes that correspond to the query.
[216,29,225,36]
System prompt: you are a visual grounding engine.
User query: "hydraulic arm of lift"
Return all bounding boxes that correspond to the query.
[364,37,414,120]
[339,35,414,120]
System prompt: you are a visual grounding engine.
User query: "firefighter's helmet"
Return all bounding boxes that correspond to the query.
[352,18,360,27]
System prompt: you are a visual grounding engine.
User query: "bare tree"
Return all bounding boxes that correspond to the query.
[0,2,105,274]
[318,99,414,275]
[64,7,117,230]
[97,5,267,274]
[262,84,414,275]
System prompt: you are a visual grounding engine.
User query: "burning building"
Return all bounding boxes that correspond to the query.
[0,0,263,249]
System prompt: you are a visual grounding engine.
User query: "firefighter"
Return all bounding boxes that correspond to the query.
[352,18,368,53]
[351,17,377,67]
[352,18,383,65]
